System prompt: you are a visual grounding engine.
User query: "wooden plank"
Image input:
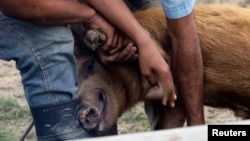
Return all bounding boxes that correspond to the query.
[72,120,250,141]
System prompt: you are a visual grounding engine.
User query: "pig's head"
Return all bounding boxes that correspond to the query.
[76,54,123,135]
[76,52,145,135]
[71,24,144,135]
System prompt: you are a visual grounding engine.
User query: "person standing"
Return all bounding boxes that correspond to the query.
[0,0,177,140]
[161,0,205,125]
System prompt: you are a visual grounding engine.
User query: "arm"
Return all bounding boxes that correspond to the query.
[0,0,97,25]
[0,0,137,63]
[161,0,205,125]
[85,0,176,106]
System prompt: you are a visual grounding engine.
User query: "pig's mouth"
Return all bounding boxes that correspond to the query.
[78,88,107,135]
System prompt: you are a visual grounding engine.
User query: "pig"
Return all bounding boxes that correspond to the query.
[71,5,250,135]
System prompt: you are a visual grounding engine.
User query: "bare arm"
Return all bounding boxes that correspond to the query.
[0,0,96,25]
[85,0,150,50]
[167,11,205,125]
[0,0,138,64]
[85,0,176,106]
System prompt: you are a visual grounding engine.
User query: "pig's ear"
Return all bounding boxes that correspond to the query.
[70,23,96,56]
[70,23,86,47]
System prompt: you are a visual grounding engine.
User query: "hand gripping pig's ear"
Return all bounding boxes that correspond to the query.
[84,29,106,51]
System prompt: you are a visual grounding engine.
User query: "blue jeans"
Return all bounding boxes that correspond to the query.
[0,12,78,108]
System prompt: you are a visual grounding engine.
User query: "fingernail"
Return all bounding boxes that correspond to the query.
[170,102,175,108]
[162,101,167,106]
[174,95,177,100]
[153,86,159,90]
[131,47,137,51]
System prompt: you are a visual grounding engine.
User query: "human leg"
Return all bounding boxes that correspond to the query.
[0,12,93,140]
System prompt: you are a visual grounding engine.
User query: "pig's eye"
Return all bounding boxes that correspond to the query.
[83,59,95,74]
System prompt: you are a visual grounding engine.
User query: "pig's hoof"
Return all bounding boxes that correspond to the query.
[79,106,100,130]
[84,30,106,51]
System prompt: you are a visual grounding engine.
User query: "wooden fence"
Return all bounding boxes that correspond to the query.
[72,120,250,141]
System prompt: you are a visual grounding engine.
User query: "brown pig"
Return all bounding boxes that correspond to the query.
[71,5,250,135]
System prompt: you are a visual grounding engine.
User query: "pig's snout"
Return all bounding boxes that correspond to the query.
[78,88,106,130]
[79,106,100,130]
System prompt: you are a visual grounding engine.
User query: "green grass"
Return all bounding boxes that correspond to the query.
[0,98,30,120]
[0,98,31,141]
[117,103,150,134]
[0,130,17,141]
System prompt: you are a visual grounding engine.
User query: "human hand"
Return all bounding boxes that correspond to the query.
[137,37,177,107]
[83,29,138,64]
[99,32,138,63]
[86,14,123,52]
[98,42,138,64]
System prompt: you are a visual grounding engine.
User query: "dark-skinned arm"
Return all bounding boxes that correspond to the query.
[167,10,205,125]
[0,0,137,63]
[85,0,177,107]
[0,0,98,25]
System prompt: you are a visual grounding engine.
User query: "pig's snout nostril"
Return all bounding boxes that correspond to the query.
[79,106,100,130]
[98,90,106,103]
[98,89,106,112]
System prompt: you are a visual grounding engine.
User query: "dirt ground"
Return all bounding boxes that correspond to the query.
[1,0,250,140]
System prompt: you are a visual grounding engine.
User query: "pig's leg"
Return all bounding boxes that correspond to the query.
[70,24,106,51]
[158,100,186,129]
[143,79,164,101]
[84,29,106,51]
[101,124,118,136]
[145,99,185,130]
[143,79,185,128]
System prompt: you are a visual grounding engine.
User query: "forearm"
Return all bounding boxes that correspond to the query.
[85,0,151,47]
[0,0,96,25]
[168,11,203,86]
[168,11,204,123]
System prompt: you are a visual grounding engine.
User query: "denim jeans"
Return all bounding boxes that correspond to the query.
[0,12,78,108]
